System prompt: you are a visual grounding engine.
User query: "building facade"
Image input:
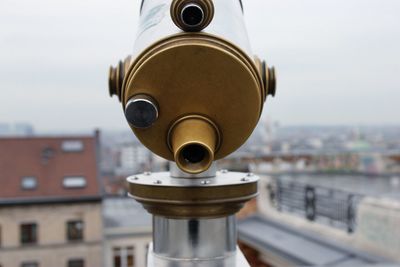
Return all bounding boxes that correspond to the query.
[103,197,152,267]
[0,133,103,267]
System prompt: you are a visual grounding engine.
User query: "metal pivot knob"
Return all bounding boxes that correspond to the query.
[109,55,132,101]
[263,61,277,97]
[125,95,159,129]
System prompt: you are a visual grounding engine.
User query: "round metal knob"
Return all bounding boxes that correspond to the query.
[262,61,277,97]
[108,55,132,101]
[125,95,159,129]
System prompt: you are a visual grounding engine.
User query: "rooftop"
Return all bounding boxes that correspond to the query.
[238,215,390,267]
[0,133,101,204]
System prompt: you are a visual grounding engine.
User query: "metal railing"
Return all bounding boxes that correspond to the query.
[267,178,364,233]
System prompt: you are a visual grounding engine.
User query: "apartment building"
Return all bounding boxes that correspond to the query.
[103,197,152,267]
[0,133,103,267]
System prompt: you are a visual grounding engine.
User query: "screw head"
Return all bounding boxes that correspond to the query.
[154,180,162,185]
[201,180,211,185]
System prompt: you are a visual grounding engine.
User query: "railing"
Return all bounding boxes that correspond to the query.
[267,177,364,233]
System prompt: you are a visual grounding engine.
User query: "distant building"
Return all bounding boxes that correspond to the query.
[0,133,103,267]
[115,144,151,176]
[0,123,34,137]
[103,197,152,267]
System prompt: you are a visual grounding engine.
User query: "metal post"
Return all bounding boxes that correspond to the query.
[127,163,255,267]
[147,215,250,267]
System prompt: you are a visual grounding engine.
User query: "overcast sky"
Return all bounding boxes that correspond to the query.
[1,0,399,132]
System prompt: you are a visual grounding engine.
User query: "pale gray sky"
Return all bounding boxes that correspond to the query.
[1,0,399,131]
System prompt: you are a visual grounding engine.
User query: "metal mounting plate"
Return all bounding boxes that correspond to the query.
[127,171,259,188]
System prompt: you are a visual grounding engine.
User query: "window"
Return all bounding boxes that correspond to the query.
[63,177,87,189]
[67,259,84,267]
[21,177,37,190]
[62,140,84,152]
[67,220,84,241]
[20,223,37,245]
[113,246,135,267]
[21,262,38,267]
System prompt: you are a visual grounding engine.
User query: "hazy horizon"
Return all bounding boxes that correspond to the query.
[1,0,399,132]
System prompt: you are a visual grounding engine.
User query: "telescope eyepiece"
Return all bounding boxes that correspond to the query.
[181,3,204,28]
[170,116,218,174]
[182,144,207,164]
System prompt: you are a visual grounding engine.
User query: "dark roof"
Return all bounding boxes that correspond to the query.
[238,215,390,267]
[0,134,101,204]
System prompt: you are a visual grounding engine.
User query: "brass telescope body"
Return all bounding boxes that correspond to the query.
[109,0,276,174]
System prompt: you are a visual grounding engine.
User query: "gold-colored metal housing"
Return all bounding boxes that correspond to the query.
[119,33,264,172]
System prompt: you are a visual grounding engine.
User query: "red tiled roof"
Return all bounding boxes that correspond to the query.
[0,134,101,202]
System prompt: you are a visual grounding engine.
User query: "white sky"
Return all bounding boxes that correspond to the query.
[0,0,399,131]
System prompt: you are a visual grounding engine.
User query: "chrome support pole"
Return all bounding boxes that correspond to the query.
[148,216,249,266]
[153,215,237,259]
[144,163,250,267]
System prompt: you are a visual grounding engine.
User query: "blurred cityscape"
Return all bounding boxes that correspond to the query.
[0,121,399,266]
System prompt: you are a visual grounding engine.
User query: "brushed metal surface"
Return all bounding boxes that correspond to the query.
[147,243,250,267]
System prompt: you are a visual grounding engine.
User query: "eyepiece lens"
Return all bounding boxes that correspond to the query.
[182,144,207,164]
[181,4,204,27]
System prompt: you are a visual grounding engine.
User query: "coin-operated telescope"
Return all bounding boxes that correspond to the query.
[109,0,276,266]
